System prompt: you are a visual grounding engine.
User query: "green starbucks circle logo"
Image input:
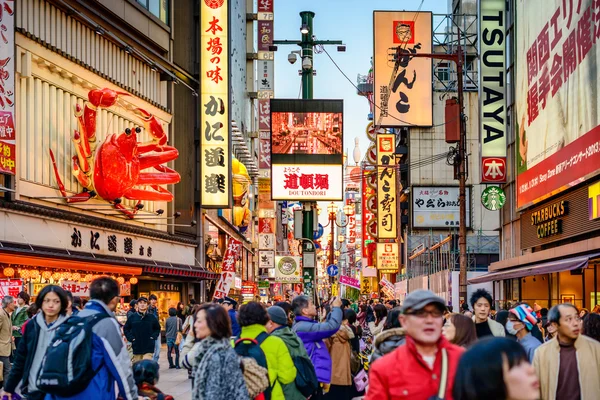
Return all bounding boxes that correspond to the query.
[481,186,507,211]
[277,256,297,275]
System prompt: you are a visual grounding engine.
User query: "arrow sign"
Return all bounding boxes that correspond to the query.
[326,264,339,277]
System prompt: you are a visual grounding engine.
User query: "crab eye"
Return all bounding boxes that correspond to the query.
[135,127,141,133]
[125,128,131,135]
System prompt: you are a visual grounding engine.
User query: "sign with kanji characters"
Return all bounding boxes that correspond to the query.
[259,250,275,268]
[362,168,376,260]
[258,233,276,250]
[60,281,90,297]
[259,135,271,169]
[270,99,344,201]
[373,11,433,127]
[479,0,507,184]
[0,0,15,175]
[201,0,231,208]
[258,100,271,131]
[412,186,472,228]
[257,0,273,14]
[339,275,360,289]
[213,238,242,299]
[258,217,275,233]
[376,134,397,239]
[516,0,600,208]
[258,60,274,92]
[376,243,398,272]
[0,279,22,299]
[271,164,343,201]
[258,21,274,52]
[380,278,396,298]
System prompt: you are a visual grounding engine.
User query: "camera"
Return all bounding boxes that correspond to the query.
[288,52,298,64]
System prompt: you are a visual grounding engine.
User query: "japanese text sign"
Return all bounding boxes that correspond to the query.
[272,164,343,201]
[339,275,360,289]
[258,21,274,52]
[516,0,600,208]
[0,0,15,175]
[376,134,397,239]
[60,281,90,297]
[376,243,398,272]
[362,168,375,259]
[201,0,231,208]
[412,186,472,228]
[0,279,22,299]
[373,11,433,127]
[258,100,271,131]
[479,0,507,184]
[213,238,242,299]
[380,278,396,298]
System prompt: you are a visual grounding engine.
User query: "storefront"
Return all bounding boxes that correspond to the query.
[471,179,600,310]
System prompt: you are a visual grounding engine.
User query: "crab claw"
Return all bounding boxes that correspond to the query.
[134,108,168,146]
[88,88,129,108]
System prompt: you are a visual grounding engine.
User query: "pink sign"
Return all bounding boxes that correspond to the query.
[213,238,242,299]
[339,275,360,289]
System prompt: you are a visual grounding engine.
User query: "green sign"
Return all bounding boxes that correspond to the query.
[481,186,507,211]
[258,281,270,289]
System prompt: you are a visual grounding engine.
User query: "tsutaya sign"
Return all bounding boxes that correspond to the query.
[479,0,507,184]
[200,0,231,208]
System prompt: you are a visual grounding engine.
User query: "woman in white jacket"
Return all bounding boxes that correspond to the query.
[368,304,388,337]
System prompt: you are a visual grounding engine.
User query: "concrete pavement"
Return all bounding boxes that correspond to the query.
[153,344,192,400]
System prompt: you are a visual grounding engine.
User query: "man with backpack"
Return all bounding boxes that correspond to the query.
[124,297,161,362]
[37,277,139,400]
[267,306,318,399]
[291,295,343,398]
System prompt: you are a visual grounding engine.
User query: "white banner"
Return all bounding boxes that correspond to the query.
[271,164,343,201]
[412,186,471,228]
[0,279,22,299]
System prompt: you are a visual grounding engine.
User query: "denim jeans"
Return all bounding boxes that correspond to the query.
[152,336,161,362]
[166,338,179,367]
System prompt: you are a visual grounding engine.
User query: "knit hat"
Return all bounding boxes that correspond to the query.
[509,304,538,331]
[267,306,288,326]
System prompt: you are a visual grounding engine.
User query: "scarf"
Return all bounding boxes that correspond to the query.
[192,337,233,400]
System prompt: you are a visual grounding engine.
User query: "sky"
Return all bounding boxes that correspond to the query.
[273,0,450,161]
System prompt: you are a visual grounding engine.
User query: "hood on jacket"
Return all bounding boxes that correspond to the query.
[35,311,69,332]
[273,326,302,350]
[373,327,406,348]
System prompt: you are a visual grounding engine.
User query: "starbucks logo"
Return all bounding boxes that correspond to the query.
[481,186,507,211]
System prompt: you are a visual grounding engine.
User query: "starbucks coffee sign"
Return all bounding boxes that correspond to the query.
[481,186,506,211]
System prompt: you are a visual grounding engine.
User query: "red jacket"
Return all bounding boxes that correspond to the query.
[366,335,464,400]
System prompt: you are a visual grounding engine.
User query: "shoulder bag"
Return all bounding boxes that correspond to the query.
[427,348,448,400]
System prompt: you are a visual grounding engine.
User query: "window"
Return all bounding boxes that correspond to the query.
[136,0,169,25]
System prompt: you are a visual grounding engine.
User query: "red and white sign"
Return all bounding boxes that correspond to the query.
[258,21,274,52]
[0,0,16,175]
[213,238,242,299]
[257,0,273,13]
[259,134,271,169]
[272,164,343,201]
[380,278,396,298]
[258,100,271,131]
[481,157,506,182]
[0,279,22,299]
[339,275,360,289]
[61,281,90,297]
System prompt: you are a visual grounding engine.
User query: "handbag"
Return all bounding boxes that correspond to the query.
[350,350,362,375]
[353,368,368,392]
[175,318,183,345]
[427,348,449,400]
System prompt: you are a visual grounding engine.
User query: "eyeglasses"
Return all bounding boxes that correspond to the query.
[405,309,444,319]
[562,316,582,324]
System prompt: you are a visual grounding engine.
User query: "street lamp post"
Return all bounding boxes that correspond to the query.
[322,202,353,288]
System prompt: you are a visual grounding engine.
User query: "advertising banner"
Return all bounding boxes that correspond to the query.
[362,169,375,260]
[0,279,22,299]
[213,238,242,299]
[516,0,600,208]
[339,275,360,289]
[275,256,302,283]
[200,0,231,208]
[258,60,274,92]
[479,0,507,183]
[258,21,274,52]
[0,0,15,175]
[412,186,472,228]
[258,100,271,131]
[257,0,274,15]
[61,281,91,297]
[271,99,344,201]
[376,134,397,239]
[380,278,396,298]
[373,11,433,127]
[259,250,275,268]
[377,242,399,272]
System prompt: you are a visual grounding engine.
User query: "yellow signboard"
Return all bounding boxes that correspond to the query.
[200,0,230,208]
[377,242,398,272]
[376,134,397,239]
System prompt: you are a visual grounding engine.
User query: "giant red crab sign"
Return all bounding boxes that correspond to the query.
[49,88,180,219]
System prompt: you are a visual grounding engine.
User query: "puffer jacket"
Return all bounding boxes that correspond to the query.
[271,326,311,400]
[293,307,343,384]
[370,328,406,365]
[237,324,297,400]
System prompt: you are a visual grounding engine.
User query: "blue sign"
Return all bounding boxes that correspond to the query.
[326,264,339,277]
[313,223,324,240]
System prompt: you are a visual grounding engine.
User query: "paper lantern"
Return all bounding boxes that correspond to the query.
[29,270,40,279]
[3,267,14,277]
[84,274,93,282]
[42,271,52,280]
[64,272,72,280]
[116,277,125,285]
[129,277,138,285]
[19,270,30,279]
[52,272,61,280]
[72,273,81,281]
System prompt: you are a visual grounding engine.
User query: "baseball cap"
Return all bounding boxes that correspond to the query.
[137,297,148,303]
[400,290,446,314]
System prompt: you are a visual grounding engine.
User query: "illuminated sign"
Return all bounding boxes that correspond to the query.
[377,242,398,272]
[201,0,231,208]
[376,134,397,239]
[530,200,568,239]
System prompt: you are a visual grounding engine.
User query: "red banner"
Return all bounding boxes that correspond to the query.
[0,112,16,175]
[213,238,242,299]
[517,125,600,208]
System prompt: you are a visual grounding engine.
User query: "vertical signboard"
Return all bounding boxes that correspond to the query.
[516,0,600,208]
[200,0,230,208]
[0,1,15,175]
[373,11,433,127]
[479,0,507,183]
[258,20,274,52]
[258,100,271,131]
[362,168,375,260]
[213,238,242,299]
[376,134,397,239]
[258,60,274,93]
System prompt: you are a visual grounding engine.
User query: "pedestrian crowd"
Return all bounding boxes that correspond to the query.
[0,283,598,400]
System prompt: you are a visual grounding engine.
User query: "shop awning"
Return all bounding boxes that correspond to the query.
[468,253,600,284]
[143,265,218,280]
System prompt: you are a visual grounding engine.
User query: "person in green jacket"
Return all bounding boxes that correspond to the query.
[267,306,309,400]
[238,302,297,400]
[11,291,30,348]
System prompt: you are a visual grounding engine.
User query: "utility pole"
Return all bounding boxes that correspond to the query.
[411,46,468,303]
[272,12,344,302]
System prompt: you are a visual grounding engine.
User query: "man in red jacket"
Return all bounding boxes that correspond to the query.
[366,290,464,400]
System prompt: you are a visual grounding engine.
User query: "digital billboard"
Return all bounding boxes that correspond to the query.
[271,99,343,201]
[515,0,600,209]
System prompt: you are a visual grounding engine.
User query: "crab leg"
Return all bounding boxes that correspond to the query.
[134,108,168,146]
[139,147,179,170]
[49,150,93,203]
[123,186,174,202]
[112,201,141,220]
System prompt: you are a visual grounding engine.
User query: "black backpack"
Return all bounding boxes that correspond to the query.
[37,313,109,396]
[292,354,319,397]
[234,332,272,400]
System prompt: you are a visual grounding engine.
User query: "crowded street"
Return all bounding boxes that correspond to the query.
[0,0,600,399]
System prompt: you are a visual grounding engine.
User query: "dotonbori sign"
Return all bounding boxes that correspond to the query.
[200,0,231,208]
[479,0,507,184]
